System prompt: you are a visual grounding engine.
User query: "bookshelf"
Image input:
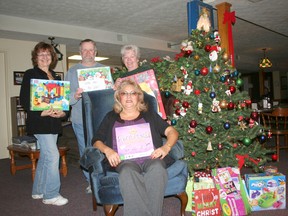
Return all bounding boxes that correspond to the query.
[11,96,26,137]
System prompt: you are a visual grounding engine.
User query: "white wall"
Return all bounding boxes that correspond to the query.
[0,38,66,159]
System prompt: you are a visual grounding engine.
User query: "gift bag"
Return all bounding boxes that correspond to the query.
[192,188,221,216]
[185,177,194,212]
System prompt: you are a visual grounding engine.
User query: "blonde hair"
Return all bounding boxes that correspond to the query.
[114,79,147,113]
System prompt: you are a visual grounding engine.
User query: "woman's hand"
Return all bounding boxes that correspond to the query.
[151,145,170,160]
[41,108,66,118]
[113,78,122,90]
[105,148,121,167]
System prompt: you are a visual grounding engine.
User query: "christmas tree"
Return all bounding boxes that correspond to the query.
[149,28,273,174]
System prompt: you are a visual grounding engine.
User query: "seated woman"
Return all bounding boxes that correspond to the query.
[92,79,179,216]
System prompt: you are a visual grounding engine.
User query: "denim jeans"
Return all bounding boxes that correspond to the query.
[32,134,60,199]
[72,122,89,181]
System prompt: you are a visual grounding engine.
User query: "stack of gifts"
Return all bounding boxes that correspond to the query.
[244,166,286,211]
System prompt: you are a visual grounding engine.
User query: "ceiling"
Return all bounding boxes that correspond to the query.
[0,0,288,73]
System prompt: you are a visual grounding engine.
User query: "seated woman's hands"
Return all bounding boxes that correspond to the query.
[151,145,170,160]
[105,148,121,167]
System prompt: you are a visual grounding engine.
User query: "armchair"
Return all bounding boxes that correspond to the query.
[80,89,188,216]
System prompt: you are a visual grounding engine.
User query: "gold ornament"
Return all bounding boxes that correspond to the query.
[220,100,228,109]
[194,54,200,61]
[223,52,229,61]
[239,121,248,131]
[213,64,221,73]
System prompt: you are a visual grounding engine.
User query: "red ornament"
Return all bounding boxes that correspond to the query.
[186,50,192,55]
[190,120,198,128]
[173,99,180,107]
[229,86,236,94]
[182,101,190,108]
[233,143,238,148]
[250,111,259,121]
[191,152,196,157]
[245,99,252,107]
[204,44,211,52]
[194,89,201,95]
[272,154,278,161]
[200,67,209,76]
[174,108,181,116]
[227,102,234,110]
[218,143,223,150]
[206,126,213,134]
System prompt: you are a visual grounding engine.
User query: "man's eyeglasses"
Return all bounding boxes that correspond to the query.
[120,91,138,97]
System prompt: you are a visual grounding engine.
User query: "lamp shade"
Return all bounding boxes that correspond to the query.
[259,48,272,68]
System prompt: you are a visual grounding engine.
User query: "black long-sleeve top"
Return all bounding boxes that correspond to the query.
[19,66,66,135]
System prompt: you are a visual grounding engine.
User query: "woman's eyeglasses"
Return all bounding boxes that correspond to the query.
[120,91,138,97]
[37,53,51,58]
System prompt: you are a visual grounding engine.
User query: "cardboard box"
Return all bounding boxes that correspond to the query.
[77,66,114,92]
[245,172,286,211]
[212,167,250,216]
[30,79,70,111]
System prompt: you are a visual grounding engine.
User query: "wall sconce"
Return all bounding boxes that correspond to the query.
[259,48,272,68]
[48,37,63,61]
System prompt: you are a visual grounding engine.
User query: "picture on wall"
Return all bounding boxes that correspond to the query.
[14,71,25,85]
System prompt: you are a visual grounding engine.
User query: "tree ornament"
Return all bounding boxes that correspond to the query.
[236,78,243,87]
[175,108,181,116]
[224,122,230,130]
[171,119,177,126]
[245,99,252,108]
[233,70,239,77]
[206,126,213,134]
[193,54,200,61]
[207,141,213,151]
[250,111,259,121]
[218,143,223,150]
[200,67,209,76]
[220,76,226,83]
[267,130,272,138]
[191,151,196,157]
[198,102,203,114]
[194,89,201,95]
[209,50,218,62]
[229,86,236,94]
[211,98,221,113]
[164,91,171,98]
[271,154,278,161]
[233,143,238,148]
[259,134,266,144]
[173,99,180,108]
[243,137,252,146]
[227,101,234,110]
[182,101,190,108]
[196,41,203,49]
[205,44,211,52]
[189,120,198,128]
[213,64,221,73]
[194,69,200,76]
[222,52,229,61]
[209,91,216,99]
[219,100,228,109]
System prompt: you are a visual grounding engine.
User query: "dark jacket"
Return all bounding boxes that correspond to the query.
[19,66,66,135]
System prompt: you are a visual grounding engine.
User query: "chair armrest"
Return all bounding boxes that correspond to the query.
[162,138,184,160]
[79,147,105,174]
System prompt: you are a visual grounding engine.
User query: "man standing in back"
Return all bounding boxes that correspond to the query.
[65,39,106,193]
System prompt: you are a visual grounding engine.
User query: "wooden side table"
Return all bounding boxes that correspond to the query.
[7,145,69,181]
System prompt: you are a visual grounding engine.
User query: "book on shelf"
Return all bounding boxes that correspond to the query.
[30,79,70,111]
[121,69,167,119]
[77,66,114,92]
